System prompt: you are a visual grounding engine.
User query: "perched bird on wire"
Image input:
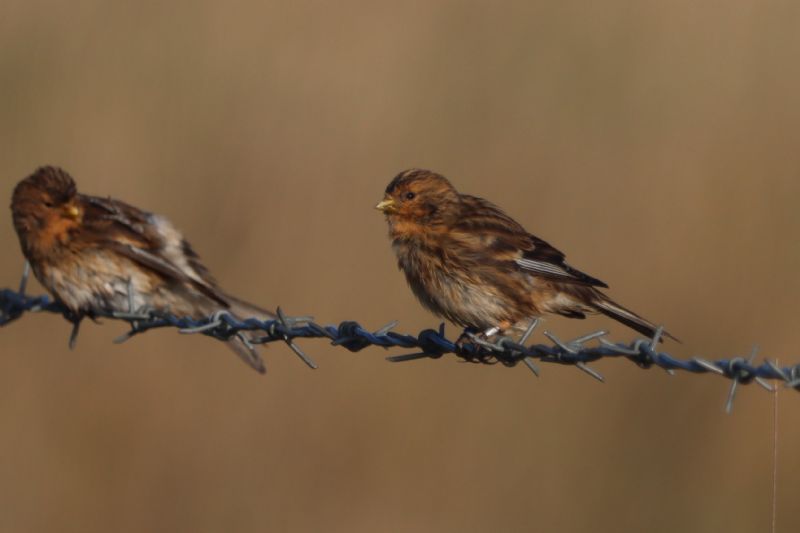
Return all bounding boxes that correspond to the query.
[10,166,275,372]
[376,168,675,342]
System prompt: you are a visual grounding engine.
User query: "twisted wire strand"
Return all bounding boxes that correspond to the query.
[2,287,798,406]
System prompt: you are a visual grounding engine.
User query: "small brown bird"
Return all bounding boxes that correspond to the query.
[376,169,675,341]
[11,166,275,372]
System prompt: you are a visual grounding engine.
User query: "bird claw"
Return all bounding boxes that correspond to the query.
[454,327,480,350]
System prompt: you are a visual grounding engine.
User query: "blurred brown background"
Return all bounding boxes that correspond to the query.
[1,1,798,532]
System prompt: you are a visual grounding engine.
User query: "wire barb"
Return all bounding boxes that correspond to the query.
[275,306,317,369]
[1,288,799,393]
[68,316,82,350]
[18,262,30,296]
[725,345,760,414]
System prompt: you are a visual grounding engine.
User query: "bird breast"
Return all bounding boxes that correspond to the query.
[392,238,514,329]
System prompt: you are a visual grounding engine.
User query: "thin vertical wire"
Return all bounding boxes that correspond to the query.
[771,361,779,533]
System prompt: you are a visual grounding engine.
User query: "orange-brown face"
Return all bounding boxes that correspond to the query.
[375,169,461,225]
[11,166,82,256]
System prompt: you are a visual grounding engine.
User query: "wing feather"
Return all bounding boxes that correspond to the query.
[454,195,609,288]
[79,194,230,306]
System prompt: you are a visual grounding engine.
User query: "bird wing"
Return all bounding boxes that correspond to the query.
[515,235,608,288]
[454,195,609,288]
[78,194,230,307]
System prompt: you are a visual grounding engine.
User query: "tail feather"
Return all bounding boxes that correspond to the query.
[224,293,277,322]
[225,337,267,373]
[591,296,678,343]
[222,294,276,373]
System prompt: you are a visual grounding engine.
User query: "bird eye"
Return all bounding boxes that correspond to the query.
[405,192,416,200]
[43,201,54,208]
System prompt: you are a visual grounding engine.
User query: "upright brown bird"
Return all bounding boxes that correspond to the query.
[11,166,275,372]
[376,169,675,341]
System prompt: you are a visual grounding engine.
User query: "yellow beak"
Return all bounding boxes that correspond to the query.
[64,205,80,220]
[375,198,397,213]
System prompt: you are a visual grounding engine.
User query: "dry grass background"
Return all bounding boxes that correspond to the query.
[1,1,799,531]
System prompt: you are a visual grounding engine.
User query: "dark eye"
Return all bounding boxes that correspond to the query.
[405,192,416,200]
[43,201,54,208]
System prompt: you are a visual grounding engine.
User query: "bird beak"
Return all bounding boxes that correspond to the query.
[63,204,80,220]
[375,198,397,213]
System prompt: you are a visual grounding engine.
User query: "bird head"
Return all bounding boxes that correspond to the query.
[11,166,82,256]
[376,169,461,227]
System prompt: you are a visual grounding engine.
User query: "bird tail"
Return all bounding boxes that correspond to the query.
[225,337,267,373]
[224,294,277,322]
[221,294,277,374]
[590,294,678,343]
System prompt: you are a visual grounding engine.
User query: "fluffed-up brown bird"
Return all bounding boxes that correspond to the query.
[376,168,675,341]
[11,166,275,372]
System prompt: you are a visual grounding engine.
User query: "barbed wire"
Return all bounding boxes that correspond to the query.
[2,285,798,410]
